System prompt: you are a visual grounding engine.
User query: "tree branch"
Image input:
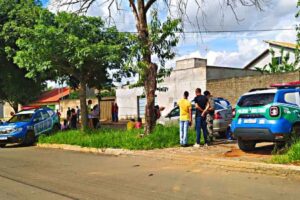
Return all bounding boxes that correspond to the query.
[145,0,157,12]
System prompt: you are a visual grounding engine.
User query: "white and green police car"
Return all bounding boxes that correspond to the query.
[231,81,300,151]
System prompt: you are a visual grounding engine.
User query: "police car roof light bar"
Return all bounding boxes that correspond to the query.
[270,81,300,89]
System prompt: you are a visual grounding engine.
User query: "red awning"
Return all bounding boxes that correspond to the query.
[35,87,70,104]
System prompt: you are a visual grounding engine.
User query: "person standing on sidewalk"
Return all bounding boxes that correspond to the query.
[178,91,192,147]
[194,88,209,147]
[204,90,215,143]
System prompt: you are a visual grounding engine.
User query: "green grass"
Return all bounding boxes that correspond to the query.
[271,141,300,164]
[38,125,202,150]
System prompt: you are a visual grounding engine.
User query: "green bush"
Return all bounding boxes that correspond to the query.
[271,141,300,164]
[38,125,200,150]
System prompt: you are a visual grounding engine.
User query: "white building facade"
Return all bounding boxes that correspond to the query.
[116,58,259,120]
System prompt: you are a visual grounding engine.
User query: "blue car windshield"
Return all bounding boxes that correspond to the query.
[8,114,33,123]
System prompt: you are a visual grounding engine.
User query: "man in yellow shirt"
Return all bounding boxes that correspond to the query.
[177,91,192,147]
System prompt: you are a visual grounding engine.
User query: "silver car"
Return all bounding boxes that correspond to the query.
[157,98,233,136]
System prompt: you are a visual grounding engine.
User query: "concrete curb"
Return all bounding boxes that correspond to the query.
[37,143,300,177]
[36,143,133,156]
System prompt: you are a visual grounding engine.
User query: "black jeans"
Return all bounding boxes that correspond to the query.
[92,118,99,128]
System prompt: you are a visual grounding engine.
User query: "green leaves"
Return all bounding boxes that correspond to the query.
[257,48,299,74]
[14,11,128,89]
[0,0,46,109]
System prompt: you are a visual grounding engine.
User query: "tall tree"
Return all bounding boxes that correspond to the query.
[52,0,264,134]
[14,11,128,130]
[0,0,46,111]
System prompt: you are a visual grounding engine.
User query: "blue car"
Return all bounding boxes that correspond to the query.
[0,107,60,148]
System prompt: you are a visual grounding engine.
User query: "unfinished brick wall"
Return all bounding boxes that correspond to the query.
[207,72,300,106]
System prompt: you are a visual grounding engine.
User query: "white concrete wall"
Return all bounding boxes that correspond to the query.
[116,87,144,119]
[157,58,207,116]
[116,57,263,118]
[3,102,19,120]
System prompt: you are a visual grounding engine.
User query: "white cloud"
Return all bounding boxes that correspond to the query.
[47,0,299,68]
[170,38,267,68]
[206,39,267,68]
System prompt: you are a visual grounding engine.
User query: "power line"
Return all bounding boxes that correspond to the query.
[117,28,294,34]
[182,28,294,33]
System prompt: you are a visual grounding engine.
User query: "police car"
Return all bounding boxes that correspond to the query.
[231,81,300,151]
[0,107,60,147]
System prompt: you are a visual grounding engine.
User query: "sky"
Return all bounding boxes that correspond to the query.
[43,0,299,70]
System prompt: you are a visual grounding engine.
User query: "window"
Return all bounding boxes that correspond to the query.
[47,110,54,117]
[8,114,33,123]
[214,99,231,108]
[238,93,275,107]
[169,107,179,117]
[215,102,226,110]
[41,111,50,119]
[272,57,282,65]
[284,92,299,105]
[33,112,43,122]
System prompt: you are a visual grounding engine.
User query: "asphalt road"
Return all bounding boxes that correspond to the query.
[0,146,300,200]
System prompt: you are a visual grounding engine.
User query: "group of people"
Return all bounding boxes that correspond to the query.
[127,117,143,130]
[58,100,100,130]
[178,88,215,147]
[126,105,164,131]
[87,100,100,129]
[59,106,81,130]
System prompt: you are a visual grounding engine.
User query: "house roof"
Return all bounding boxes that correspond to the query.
[244,49,269,69]
[265,40,297,50]
[244,41,297,69]
[34,87,70,104]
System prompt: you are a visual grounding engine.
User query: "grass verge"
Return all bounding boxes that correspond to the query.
[271,141,300,164]
[38,125,200,150]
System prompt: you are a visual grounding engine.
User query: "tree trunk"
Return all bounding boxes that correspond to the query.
[8,101,18,113]
[13,102,18,113]
[144,63,157,134]
[79,79,88,131]
[136,0,157,134]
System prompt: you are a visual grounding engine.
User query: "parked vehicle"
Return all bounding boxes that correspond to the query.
[231,81,300,152]
[157,98,233,136]
[0,107,60,148]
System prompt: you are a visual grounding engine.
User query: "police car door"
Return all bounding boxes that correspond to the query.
[33,112,44,136]
[41,110,53,133]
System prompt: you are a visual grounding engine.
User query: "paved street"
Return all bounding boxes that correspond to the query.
[0,146,300,200]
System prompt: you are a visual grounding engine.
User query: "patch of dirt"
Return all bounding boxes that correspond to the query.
[224,148,245,157]
[223,144,273,162]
